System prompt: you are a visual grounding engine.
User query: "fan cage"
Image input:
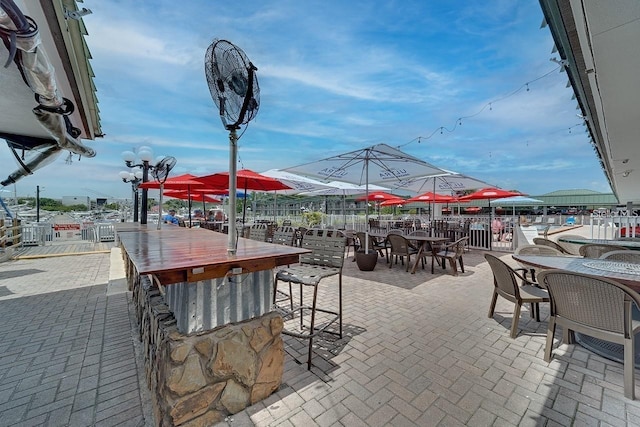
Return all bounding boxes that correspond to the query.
[205,39,260,129]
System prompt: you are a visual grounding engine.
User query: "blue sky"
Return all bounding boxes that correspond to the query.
[1,0,611,200]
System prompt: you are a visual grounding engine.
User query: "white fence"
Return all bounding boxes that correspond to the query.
[18,221,116,246]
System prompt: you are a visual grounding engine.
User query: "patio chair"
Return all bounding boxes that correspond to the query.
[599,250,640,264]
[274,229,346,370]
[485,254,550,338]
[387,233,421,272]
[433,236,469,276]
[579,243,629,259]
[556,234,587,255]
[537,269,640,399]
[514,244,566,283]
[248,223,268,242]
[533,237,571,254]
[272,226,296,246]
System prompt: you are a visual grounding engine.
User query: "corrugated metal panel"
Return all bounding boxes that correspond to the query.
[164,269,273,334]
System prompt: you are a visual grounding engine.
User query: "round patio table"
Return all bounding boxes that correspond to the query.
[557,237,640,251]
[513,254,640,367]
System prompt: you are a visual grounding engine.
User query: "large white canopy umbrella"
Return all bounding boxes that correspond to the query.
[261,169,335,195]
[390,170,495,194]
[285,143,448,253]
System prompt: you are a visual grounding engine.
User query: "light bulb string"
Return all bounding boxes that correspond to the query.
[398,65,565,148]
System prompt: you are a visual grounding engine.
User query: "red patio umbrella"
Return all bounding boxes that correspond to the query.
[459,187,524,249]
[379,197,407,206]
[195,169,292,192]
[355,191,400,202]
[406,192,457,203]
[138,173,210,225]
[458,187,524,201]
[195,169,292,224]
[164,190,222,204]
[138,173,205,190]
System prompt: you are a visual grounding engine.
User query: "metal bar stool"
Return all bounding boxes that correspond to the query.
[273,228,346,370]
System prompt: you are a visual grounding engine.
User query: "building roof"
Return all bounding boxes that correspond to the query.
[539,0,640,204]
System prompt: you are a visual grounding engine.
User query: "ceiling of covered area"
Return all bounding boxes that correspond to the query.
[540,0,640,204]
[0,0,100,142]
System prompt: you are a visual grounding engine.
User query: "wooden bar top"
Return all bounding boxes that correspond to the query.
[116,225,309,285]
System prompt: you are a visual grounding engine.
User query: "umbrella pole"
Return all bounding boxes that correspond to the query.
[242,184,248,226]
[364,158,369,253]
[188,193,192,227]
[157,185,164,230]
[227,129,238,255]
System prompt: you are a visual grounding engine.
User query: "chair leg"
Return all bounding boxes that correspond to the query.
[544,317,556,362]
[562,327,575,344]
[624,337,635,399]
[338,274,343,338]
[459,256,464,273]
[510,303,522,338]
[488,291,498,318]
[450,259,458,276]
[306,284,320,370]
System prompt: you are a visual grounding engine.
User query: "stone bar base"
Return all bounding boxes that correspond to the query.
[133,275,284,426]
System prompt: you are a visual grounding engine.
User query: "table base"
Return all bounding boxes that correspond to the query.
[574,333,640,368]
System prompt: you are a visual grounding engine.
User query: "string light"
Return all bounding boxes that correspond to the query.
[398,64,567,149]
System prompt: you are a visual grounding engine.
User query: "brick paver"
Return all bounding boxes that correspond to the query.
[3,234,640,426]
[227,248,640,426]
[0,253,151,426]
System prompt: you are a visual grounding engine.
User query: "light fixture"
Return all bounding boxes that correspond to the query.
[622,170,633,178]
[121,147,156,224]
[120,170,143,223]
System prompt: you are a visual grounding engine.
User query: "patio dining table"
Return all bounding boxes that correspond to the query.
[407,236,450,274]
[557,237,640,251]
[512,254,640,367]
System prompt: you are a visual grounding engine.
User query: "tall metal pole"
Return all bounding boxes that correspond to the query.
[228,129,238,255]
[36,185,40,222]
[141,160,149,225]
[133,184,139,223]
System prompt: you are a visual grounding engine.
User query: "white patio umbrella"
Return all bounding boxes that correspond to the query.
[285,143,448,253]
[261,169,337,221]
[299,181,391,227]
[392,171,495,217]
[261,169,335,195]
[390,170,495,194]
[490,196,544,216]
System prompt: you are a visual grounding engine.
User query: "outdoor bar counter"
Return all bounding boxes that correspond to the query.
[116,224,308,426]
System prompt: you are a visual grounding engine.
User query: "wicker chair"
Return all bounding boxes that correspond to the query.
[274,229,346,370]
[514,244,566,282]
[387,234,420,271]
[579,243,629,259]
[599,250,640,264]
[538,269,640,399]
[485,254,550,338]
[533,237,571,254]
[433,236,469,276]
[556,234,587,255]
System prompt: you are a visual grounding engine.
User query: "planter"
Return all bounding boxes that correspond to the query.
[355,250,378,271]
